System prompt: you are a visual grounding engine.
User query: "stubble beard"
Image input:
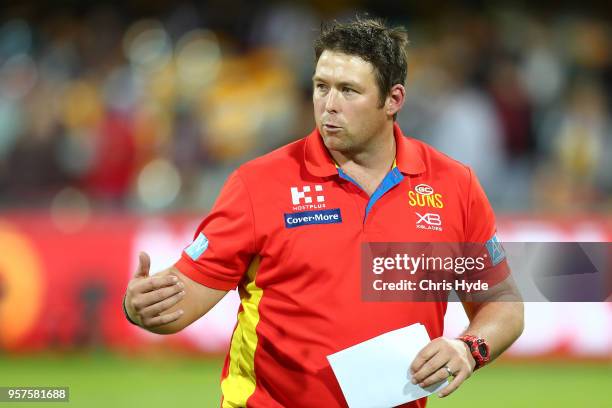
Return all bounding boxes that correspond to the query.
[322,129,356,155]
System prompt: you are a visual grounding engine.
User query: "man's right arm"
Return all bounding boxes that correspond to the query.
[124,252,228,334]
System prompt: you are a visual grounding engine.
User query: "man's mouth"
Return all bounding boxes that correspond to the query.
[323,124,342,130]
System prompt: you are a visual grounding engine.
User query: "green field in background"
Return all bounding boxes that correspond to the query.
[0,353,610,407]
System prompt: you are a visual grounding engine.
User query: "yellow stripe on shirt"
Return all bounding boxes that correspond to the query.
[221,255,262,407]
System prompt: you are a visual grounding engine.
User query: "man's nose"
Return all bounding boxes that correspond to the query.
[325,89,340,113]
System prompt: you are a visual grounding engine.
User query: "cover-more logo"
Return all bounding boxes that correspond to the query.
[409,183,444,208]
[291,185,326,211]
[416,212,443,232]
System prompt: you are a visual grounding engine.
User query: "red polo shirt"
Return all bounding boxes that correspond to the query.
[175,123,509,408]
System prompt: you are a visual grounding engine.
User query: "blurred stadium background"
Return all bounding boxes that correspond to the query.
[0,0,610,407]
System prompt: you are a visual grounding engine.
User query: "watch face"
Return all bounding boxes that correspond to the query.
[477,342,488,357]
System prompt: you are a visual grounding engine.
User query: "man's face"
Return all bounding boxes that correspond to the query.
[313,50,388,154]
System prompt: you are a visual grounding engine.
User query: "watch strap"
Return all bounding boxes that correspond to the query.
[458,334,490,370]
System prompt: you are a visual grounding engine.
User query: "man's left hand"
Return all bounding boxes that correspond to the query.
[410,337,476,398]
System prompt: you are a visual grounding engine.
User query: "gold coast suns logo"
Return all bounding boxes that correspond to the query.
[408,184,444,208]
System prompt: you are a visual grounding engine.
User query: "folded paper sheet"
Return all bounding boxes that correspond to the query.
[327,323,448,408]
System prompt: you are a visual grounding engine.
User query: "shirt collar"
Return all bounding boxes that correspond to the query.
[304,122,425,177]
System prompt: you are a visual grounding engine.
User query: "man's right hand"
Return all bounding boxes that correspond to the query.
[124,252,186,329]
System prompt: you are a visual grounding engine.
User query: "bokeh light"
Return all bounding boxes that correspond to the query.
[175,29,222,97]
[136,158,182,210]
[123,19,172,73]
[50,187,92,233]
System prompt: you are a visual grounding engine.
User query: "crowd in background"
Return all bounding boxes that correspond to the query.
[0,1,610,213]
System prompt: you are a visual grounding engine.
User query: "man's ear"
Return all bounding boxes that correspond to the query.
[386,84,406,117]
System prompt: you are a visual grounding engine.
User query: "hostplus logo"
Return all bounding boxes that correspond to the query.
[291,185,326,211]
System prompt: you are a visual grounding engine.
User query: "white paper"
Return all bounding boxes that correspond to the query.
[327,323,448,408]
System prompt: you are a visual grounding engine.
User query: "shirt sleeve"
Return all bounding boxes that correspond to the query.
[463,167,510,287]
[174,170,256,290]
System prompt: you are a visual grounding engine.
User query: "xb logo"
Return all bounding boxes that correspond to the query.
[416,212,442,226]
[291,185,325,205]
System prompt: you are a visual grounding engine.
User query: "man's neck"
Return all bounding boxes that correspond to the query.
[329,127,396,175]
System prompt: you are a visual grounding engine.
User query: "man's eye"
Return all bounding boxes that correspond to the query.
[316,84,328,91]
[342,87,355,94]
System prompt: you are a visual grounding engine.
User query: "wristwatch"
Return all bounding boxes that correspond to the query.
[458,335,490,370]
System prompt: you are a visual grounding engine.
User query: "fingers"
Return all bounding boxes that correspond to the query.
[125,275,183,328]
[410,342,439,374]
[125,253,186,330]
[139,289,185,318]
[438,370,469,398]
[132,280,184,309]
[418,366,452,388]
[410,337,475,395]
[132,275,179,294]
[411,351,448,386]
[141,309,184,328]
[135,252,151,278]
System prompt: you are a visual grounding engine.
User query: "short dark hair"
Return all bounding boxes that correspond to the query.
[314,16,409,108]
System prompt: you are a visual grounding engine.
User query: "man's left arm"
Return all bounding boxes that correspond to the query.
[410,278,524,397]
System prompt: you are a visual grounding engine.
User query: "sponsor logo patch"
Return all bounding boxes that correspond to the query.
[415,212,443,232]
[414,184,434,195]
[284,208,342,228]
[408,183,444,208]
[485,234,506,265]
[290,185,326,211]
[185,232,209,261]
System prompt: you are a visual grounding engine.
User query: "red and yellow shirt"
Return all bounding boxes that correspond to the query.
[175,123,509,407]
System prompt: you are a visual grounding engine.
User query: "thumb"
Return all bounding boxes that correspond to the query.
[135,252,151,278]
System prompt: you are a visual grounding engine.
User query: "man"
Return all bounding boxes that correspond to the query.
[123,17,523,407]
